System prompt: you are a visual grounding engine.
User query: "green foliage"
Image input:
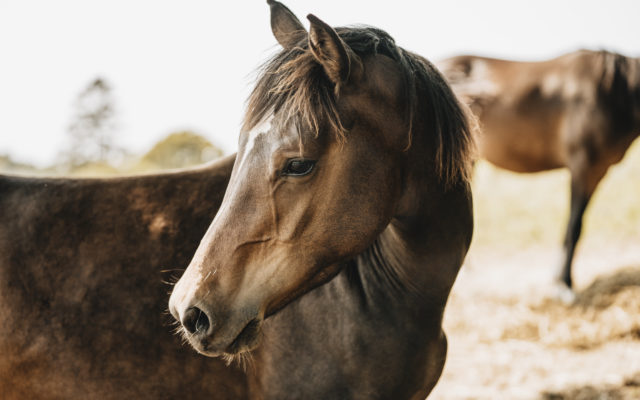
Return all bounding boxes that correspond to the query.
[0,154,40,174]
[134,131,223,171]
[1,131,224,177]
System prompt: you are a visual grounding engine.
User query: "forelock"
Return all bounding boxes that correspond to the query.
[242,26,403,143]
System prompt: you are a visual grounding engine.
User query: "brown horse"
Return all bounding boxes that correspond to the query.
[169,1,474,399]
[439,50,640,293]
[0,155,250,399]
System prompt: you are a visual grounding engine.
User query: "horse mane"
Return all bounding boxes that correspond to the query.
[243,26,474,186]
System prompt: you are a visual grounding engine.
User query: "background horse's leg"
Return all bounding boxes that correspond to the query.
[557,175,591,289]
[557,150,609,293]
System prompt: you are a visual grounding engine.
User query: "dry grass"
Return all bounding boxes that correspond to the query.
[430,139,640,399]
[501,267,640,350]
[431,248,640,400]
[471,139,640,251]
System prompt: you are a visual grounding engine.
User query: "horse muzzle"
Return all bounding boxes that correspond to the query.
[169,293,263,357]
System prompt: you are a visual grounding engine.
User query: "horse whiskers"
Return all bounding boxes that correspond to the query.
[175,326,193,346]
[174,323,185,335]
[223,327,265,371]
[161,274,182,287]
[166,318,181,327]
[222,350,256,372]
[167,318,190,338]
[161,307,182,320]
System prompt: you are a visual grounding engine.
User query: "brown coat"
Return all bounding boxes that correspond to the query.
[0,155,248,399]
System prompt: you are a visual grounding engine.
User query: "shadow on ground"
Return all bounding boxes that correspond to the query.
[573,267,640,309]
[542,372,640,399]
[502,266,640,349]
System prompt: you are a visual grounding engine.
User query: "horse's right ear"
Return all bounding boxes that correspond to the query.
[267,0,306,50]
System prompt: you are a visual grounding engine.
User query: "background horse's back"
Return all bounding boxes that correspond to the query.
[0,156,247,399]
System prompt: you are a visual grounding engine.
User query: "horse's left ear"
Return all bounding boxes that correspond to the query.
[307,14,362,89]
[268,0,306,50]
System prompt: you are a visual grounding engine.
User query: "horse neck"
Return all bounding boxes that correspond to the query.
[354,144,473,314]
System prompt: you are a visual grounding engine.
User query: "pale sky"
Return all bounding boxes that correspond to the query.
[1,0,639,166]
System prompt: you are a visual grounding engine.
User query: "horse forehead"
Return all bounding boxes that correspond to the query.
[242,117,272,152]
[238,118,276,170]
[238,118,300,168]
[356,54,405,105]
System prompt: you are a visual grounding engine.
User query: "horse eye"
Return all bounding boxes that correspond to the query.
[283,159,315,176]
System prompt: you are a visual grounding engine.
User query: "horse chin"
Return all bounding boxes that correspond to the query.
[224,318,262,355]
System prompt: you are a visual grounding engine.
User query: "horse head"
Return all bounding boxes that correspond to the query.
[169,0,471,358]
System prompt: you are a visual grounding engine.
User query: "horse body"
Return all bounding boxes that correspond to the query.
[0,155,248,399]
[170,2,473,399]
[439,50,640,289]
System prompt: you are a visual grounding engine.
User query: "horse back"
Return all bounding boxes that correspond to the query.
[439,51,640,172]
[0,155,248,399]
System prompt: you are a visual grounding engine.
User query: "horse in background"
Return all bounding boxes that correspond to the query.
[169,1,474,398]
[0,155,248,399]
[439,50,640,294]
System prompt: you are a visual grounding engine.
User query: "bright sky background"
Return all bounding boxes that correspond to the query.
[1,0,639,166]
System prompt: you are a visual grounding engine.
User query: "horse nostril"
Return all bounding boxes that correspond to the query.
[182,307,210,335]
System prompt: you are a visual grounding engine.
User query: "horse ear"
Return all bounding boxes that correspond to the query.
[268,0,306,50]
[307,14,363,88]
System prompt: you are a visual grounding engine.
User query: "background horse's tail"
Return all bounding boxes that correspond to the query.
[597,51,639,132]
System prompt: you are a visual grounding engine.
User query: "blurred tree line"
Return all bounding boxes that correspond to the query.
[0,76,223,176]
[61,77,121,168]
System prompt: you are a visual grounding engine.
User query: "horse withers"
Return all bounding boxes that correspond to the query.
[0,155,248,399]
[169,1,474,399]
[439,50,640,294]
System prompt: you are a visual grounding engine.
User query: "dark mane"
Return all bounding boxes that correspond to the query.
[244,26,474,185]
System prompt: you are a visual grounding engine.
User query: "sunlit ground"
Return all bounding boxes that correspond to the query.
[431,139,640,399]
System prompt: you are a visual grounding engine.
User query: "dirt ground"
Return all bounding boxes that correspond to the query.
[430,244,640,400]
[430,142,640,399]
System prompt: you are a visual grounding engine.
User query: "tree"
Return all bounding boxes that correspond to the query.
[63,77,120,167]
[137,131,224,171]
